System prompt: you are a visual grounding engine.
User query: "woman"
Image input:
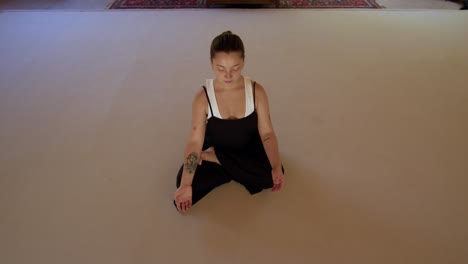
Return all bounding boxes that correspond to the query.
[174,31,285,213]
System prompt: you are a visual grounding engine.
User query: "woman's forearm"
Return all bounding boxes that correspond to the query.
[180,142,202,186]
[261,132,282,171]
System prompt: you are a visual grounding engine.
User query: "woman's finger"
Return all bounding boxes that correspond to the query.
[277,182,283,192]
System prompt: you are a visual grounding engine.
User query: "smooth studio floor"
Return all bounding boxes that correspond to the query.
[0,9,467,264]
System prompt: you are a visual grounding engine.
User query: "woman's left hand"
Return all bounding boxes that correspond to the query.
[271,168,285,192]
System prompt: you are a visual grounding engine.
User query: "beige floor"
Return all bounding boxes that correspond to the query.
[0,0,464,9]
[1,9,468,264]
[379,0,462,9]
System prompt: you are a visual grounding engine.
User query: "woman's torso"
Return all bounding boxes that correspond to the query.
[203,76,262,152]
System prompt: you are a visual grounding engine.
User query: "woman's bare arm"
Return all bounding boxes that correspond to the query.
[255,83,282,171]
[179,89,208,186]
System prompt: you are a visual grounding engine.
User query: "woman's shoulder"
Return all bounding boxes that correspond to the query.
[192,87,209,112]
[252,81,268,98]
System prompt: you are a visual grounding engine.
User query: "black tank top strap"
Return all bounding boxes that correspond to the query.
[252,81,257,110]
[202,86,214,117]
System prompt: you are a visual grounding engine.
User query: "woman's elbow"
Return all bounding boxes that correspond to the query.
[260,131,275,142]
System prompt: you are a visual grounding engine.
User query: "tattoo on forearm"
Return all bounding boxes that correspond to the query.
[185,152,199,174]
[263,137,271,143]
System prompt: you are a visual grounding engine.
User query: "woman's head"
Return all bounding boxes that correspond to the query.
[210,31,245,85]
[210,31,245,60]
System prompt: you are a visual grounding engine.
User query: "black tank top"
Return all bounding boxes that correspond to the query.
[202,82,261,152]
[202,81,274,184]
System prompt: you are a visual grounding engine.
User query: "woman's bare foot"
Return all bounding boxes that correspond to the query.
[200,147,221,165]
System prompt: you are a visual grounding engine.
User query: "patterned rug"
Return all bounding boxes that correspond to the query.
[109,0,382,9]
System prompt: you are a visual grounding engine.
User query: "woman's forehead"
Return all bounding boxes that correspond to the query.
[213,51,242,59]
[212,52,243,65]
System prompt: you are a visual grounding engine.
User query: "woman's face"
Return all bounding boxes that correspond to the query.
[211,51,244,85]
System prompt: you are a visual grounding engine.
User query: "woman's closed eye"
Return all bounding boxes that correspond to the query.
[217,67,239,72]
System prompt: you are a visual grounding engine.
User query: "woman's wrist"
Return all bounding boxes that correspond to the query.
[180,181,192,187]
[272,165,282,172]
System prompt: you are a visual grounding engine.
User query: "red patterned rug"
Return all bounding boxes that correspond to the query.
[109,0,382,9]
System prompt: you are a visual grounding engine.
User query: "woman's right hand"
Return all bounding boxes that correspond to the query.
[174,185,192,213]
